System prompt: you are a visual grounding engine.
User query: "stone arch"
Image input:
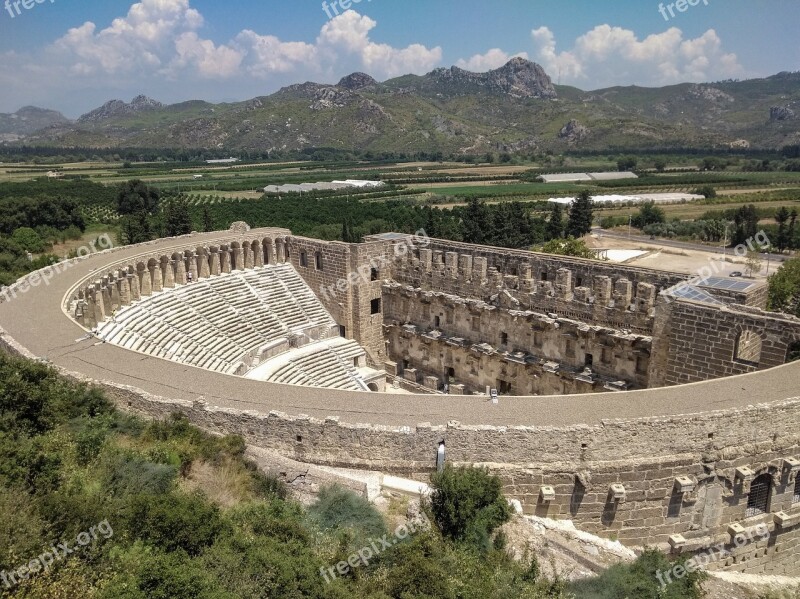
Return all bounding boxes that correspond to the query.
[787,340,800,363]
[746,473,772,517]
[367,382,380,392]
[733,328,764,366]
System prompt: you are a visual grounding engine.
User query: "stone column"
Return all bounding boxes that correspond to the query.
[175,259,187,285]
[244,246,254,270]
[614,279,633,306]
[556,268,573,300]
[140,269,152,297]
[119,274,131,306]
[129,273,141,301]
[458,254,473,280]
[275,239,285,264]
[164,261,176,288]
[188,253,200,281]
[91,288,104,325]
[473,257,488,281]
[254,244,264,268]
[99,282,112,316]
[266,241,276,265]
[210,250,221,276]
[152,264,163,292]
[199,251,210,279]
[221,250,232,274]
[107,275,119,308]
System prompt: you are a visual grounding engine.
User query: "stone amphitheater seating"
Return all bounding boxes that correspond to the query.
[245,337,370,391]
[96,265,372,388]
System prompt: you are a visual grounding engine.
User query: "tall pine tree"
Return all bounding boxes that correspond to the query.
[460,198,490,244]
[546,203,564,240]
[565,191,594,238]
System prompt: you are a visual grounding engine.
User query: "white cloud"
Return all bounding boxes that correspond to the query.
[51,0,203,76]
[530,25,743,88]
[317,11,442,78]
[235,31,318,77]
[456,49,529,72]
[23,2,440,104]
[169,32,244,79]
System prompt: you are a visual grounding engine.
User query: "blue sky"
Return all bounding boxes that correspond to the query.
[0,0,798,117]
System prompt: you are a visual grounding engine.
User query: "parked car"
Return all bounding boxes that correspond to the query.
[730,271,743,277]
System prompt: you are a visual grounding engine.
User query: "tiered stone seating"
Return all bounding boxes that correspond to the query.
[96,264,338,376]
[257,338,370,391]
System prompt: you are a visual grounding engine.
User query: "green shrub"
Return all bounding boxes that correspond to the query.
[102,450,177,496]
[568,548,706,599]
[123,492,225,556]
[308,485,387,546]
[428,465,512,549]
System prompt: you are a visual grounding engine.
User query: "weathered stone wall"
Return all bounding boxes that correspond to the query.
[1,325,799,574]
[390,239,685,334]
[286,236,355,339]
[650,297,800,386]
[383,284,651,394]
[288,236,402,361]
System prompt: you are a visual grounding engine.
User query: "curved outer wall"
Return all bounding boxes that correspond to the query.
[0,227,799,575]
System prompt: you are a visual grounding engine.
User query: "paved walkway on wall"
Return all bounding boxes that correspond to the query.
[0,229,798,428]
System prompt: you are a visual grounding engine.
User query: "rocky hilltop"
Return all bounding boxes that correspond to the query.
[9,63,800,152]
[78,95,163,123]
[0,106,71,140]
[427,58,557,99]
[337,72,378,91]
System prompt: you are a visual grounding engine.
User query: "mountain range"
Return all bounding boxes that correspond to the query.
[3,59,799,153]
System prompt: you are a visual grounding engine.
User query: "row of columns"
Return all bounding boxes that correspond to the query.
[74,237,292,328]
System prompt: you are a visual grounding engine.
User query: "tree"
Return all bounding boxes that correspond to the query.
[537,237,597,259]
[700,157,726,171]
[11,227,46,253]
[428,465,512,549]
[340,218,358,243]
[732,204,759,246]
[745,250,763,278]
[202,206,214,233]
[775,206,791,253]
[545,203,564,240]
[565,190,594,238]
[631,202,665,229]
[695,185,717,199]
[460,198,491,245]
[768,255,800,317]
[120,211,153,245]
[617,156,637,171]
[163,197,193,237]
[653,158,667,172]
[116,180,160,215]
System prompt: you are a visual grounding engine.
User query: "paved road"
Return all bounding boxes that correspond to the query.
[0,229,797,429]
